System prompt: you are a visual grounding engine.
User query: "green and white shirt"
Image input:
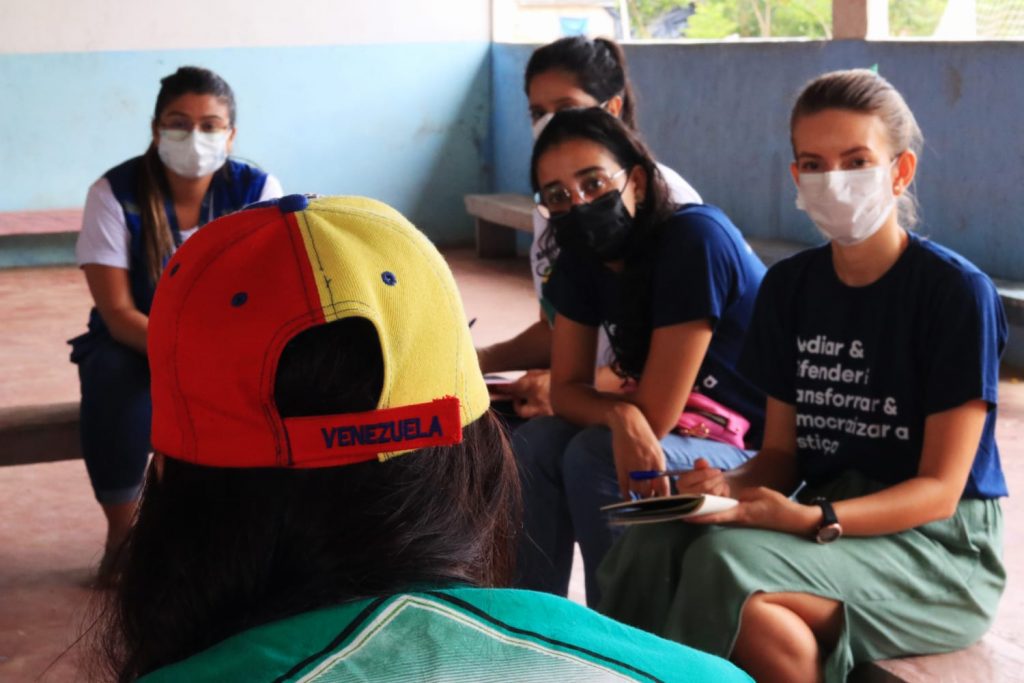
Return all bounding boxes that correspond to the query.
[141,587,750,682]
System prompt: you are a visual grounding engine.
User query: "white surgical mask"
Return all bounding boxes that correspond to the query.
[158,129,230,179]
[531,99,615,142]
[795,163,897,246]
[531,112,555,141]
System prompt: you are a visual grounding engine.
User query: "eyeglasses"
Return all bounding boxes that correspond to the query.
[159,115,232,138]
[534,167,628,218]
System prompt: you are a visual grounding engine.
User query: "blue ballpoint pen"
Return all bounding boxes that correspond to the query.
[629,469,690,481]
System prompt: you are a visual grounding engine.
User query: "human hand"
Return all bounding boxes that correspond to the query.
[686,486,817,535]
[500,369,553,419]
[671,458,730,497]
[609,404,670,500]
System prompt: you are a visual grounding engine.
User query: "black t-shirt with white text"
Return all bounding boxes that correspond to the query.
[739,233,1007,498]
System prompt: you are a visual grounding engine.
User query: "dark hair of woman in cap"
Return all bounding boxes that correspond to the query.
[95,318,518,680]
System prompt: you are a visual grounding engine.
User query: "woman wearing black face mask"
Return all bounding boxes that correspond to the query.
[512,108,766,606]
[475,37,702,422]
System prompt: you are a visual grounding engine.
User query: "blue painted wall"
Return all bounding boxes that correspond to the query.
[0,42,491,244]
[492,40,1024,282]
[3,39,1020,278]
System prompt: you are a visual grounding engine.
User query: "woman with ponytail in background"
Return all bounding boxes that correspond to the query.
[70,66,281,585]
[477,36,703,418]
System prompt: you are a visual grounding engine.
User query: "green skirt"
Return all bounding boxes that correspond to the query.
[596,473,1005,683]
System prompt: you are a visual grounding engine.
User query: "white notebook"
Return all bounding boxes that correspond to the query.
[601,493,738,525]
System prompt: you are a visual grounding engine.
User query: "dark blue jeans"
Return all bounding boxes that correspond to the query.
[74,334,151,505]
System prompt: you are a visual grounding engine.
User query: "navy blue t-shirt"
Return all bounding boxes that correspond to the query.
[544,204,767,447]
[739,232,1007,499]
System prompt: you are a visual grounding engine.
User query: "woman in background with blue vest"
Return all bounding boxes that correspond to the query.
[70,66,281,585]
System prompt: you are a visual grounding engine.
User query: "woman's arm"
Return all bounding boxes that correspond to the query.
[77,178,147,353]
[673,397,802,498]
[690,399,988,536]
[550,317,712,436]
[550,315,662,498]
[830,399,986,534]
[549,315,715,498]
[548,314,601,419]
[481,317,634,419]
[622,319,713,436]
[82,264,149,354]
[477,307,552,374]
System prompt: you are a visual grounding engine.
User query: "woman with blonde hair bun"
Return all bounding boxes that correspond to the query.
[599,69,1008,683]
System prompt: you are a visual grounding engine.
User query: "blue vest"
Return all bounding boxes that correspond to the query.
[72,156,268,356]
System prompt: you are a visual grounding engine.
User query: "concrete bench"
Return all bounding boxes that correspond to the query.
[851,632,1024,682]
[459,193,1024,364]
[0,209,83,237]
[748,237,1024,321]
[0,209,82,268]
[463,193,534,258]
[0,402,81,467]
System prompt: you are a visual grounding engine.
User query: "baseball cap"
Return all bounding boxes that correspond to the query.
[148,194,489,468]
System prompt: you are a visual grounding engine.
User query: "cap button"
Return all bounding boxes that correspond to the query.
[278,194,310,213]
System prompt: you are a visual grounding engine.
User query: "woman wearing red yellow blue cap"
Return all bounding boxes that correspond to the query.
[93,194,750,683]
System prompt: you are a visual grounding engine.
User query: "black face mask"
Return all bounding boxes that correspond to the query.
[549,190,634,262]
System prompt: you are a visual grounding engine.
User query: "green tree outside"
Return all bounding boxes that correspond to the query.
[627,0,949,39]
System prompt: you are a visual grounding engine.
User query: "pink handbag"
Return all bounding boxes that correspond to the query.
[676,392,750,449]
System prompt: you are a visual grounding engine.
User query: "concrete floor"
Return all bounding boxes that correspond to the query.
[0,250,584,682]
[0,250,1021,681]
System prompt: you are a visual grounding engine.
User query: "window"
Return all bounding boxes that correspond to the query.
[493,0,618,43]
[925,0,1024,38]
[493,0,1024,43]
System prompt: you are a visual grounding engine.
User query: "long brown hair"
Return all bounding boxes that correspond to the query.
[139,66,236,283]
[531,108,676,378]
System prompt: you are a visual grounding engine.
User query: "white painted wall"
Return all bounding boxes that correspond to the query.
[492,0,617,42]
[1,0,491,54]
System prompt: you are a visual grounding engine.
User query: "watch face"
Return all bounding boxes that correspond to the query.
[816,523,843,544]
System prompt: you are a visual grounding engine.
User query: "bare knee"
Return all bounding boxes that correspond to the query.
[732,592,823,683]
[761,591,844,653]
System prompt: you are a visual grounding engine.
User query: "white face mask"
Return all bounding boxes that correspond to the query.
[531,99,615,142]
[531,112,555,141]
[157,129,230,179]
[795,163,897,246]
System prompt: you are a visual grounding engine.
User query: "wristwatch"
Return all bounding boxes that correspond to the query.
[810,497,843,544]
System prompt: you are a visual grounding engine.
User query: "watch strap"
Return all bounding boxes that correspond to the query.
[810,497,838,527]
